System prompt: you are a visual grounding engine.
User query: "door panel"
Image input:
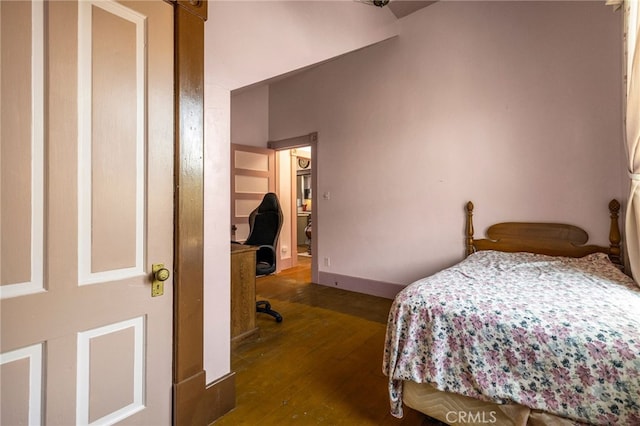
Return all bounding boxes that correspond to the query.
[0,344,42,425]
[87,2,140,275]
[0,0,45,298]
[78,0,147,285]
[0,1,174,424]
[231,144,275,242]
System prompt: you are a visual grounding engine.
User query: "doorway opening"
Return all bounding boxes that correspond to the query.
[269,132,318,284]
[294,146,312,259]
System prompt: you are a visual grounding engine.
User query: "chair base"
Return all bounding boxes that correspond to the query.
[256,300,282,322]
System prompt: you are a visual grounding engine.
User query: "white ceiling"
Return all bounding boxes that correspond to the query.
[208,1,399,91]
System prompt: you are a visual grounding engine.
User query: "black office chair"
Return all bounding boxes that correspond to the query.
[243,193,283,322]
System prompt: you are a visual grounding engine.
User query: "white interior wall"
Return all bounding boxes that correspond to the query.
[207,1,398,90]
[203,83,231,381]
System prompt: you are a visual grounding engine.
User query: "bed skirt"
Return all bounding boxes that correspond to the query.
[403,381,578,426]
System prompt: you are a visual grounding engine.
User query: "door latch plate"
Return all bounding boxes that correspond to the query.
[152,263,168,297]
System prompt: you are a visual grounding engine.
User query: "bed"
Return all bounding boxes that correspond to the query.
[383,200,640,425]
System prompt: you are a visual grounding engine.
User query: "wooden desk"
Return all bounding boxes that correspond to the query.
[230,244,259,347]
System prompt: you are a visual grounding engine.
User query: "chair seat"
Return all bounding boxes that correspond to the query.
[256,261,275,276]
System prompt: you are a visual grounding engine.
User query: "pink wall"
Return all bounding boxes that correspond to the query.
[268,1,626,288]
[231,86,269,147]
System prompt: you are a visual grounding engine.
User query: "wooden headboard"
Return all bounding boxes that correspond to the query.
[465,199,622,268]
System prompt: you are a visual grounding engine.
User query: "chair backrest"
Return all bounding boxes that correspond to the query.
[244,193,283,248]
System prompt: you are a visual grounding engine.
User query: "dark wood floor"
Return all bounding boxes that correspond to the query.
[212,257,445,425]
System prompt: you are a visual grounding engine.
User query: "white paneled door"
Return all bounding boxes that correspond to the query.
[0,1,174,424]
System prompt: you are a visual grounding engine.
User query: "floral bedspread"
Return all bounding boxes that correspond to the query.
[383,251,640,425]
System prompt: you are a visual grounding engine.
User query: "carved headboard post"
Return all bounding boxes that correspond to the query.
[608,199,622,266]
[465,201,475,257]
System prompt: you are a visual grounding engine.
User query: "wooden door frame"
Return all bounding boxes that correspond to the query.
[172,1,234,424]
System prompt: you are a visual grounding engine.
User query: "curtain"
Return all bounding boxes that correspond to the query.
[623,0,640,281]
[608,0,640,280]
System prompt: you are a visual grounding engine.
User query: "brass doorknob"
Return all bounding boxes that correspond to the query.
[151,264,169,297]
[154,267,170,282]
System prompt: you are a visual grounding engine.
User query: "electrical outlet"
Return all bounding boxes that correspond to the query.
[324,257,331,267]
